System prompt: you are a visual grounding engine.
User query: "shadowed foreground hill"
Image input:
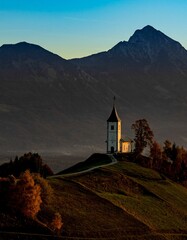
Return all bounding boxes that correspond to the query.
[49,160,187,239]
[1,158,187,239]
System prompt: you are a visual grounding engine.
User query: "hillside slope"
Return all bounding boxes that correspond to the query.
[49,160,187,239]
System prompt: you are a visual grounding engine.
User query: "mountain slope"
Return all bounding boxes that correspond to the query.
[49,160,187,239]
[1,26,187,155]
[72,25,187,76]
[71,25,187,147]
[0,42,109,154]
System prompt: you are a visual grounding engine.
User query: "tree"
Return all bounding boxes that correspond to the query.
[131,119,154,155]
[150,141,163,169]
[50,212,63,235]
[163,140,172,160]
[10,170,42,218]
[0,152,54,178]
[32,173,53,208]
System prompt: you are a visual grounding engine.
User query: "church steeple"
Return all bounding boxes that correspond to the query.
[107,106,121,122]
[107,96,121,122]
[106,98,121,153]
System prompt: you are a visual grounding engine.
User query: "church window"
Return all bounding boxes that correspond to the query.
[111,125,114,130]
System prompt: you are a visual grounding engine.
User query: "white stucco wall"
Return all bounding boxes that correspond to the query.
[107,121,121,153]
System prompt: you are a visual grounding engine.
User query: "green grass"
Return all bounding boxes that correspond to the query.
[107,161,163,180]
[48,161,187,239]
[49,177,150,238]
[102,163,187,231]
[2,159,187,239]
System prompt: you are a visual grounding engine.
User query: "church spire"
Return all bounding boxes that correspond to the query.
[107,97,121,122]
[107,97,121,153]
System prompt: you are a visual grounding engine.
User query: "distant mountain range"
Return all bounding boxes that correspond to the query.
[0,25,187,154]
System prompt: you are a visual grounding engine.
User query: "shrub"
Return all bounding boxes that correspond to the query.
[50,212,63,235]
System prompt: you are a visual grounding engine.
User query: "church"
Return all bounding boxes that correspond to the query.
[106,101,132,154]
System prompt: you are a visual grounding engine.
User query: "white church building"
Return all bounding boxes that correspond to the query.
[106,102,132,154]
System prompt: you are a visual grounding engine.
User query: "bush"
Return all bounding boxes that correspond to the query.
[50,212,63,235]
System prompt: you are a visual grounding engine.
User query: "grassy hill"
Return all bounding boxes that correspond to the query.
[58,153,113,174]
[1,154,187,239]
[48,159,187,239]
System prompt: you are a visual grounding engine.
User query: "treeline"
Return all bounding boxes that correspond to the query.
[150,140,187,183]
[0,153,63,235]
[131,119,187,185]
[0,152,53,178]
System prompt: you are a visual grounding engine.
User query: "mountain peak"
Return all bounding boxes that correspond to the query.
[1,41,44,51]
[0,41,67,62]
[142,25,157,31]
[128,25,165,44]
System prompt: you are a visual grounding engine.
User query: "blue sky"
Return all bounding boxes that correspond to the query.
[0,0,187,59]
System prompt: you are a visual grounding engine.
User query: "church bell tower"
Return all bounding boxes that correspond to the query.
[107,98,121,153]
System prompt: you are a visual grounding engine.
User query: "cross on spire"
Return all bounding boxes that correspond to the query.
[113,96,116,107]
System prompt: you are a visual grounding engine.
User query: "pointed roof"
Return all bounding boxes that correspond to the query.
[107,106,121,122]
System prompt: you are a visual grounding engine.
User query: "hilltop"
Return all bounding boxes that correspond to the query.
[48,157,187,239]
[1,153,187,239]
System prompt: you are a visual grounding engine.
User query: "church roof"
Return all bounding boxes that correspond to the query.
[121,137,133,143]
[107,106,121,122]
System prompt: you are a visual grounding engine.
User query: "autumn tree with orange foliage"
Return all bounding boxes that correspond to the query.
[10,170,42,219]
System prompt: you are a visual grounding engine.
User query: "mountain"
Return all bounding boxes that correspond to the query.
[0,42,110,154]
[0,26,187,156]
[71,25,187,146]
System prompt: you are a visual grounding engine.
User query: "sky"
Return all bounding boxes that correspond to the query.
[0,0,187,59]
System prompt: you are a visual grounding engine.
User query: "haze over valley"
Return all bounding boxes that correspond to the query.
[0,26,187,164]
